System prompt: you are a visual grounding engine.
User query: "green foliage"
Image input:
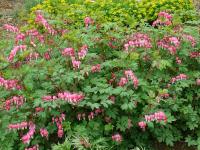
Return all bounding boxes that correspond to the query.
[27,0,194,29]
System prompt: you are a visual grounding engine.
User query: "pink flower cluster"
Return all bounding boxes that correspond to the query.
[26,52,40,62]
[8,121,28,130]
[62,48,75,57]
[71,58,81,70]
[108,73,116,85]
[26,29,40,36]
[62,45,88,70]
[84,17,93,28]
[77,113,86,121]
[52,114,65,138]
[124,33,152,52]
[44,51,51,60]
[3,24,19,33]
[176,57,182,64]
[26,29,45,44]
[145,111,167,122]
[109,95,116,104]
[138,111,167,131]
[138,121,147,131]
[190,52,200,58]
[42,91,84,104]
[197,79,200,86]
[91,64,101,73]
[124,70,139,88]
[108,37,118,49]
[118,70,139,88]
[35,107,44,113]
[57,91,84,104]
[0,76,22,90]
[35,11,57,35]
[112,133,122,143]
[182,34,196,47]
[118,77,128,87]
[8,121,36,144]
[153,11,172,27]
[169,74,187,84]
[77,109,104,121]
[157,36,180,55]
[78,45,88,59]
[21,122,36,144]
[15,33,26,43]
[159,93,170,99]
[40,128,48,139]
[8,45,27,62]
[12,27,45,46]
[4,96,25,110]
[25,145,39,150]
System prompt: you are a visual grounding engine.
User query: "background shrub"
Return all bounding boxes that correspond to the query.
[27,0,194,29]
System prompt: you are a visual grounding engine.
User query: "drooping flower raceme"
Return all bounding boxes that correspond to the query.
[182,34,196,47]
[138,111,167,131]
[57,91,84,104]
[77,109,103,121]
[176,57,182,64]
[159,93,170,99]
[62,48,75,57]
[190,52,200,58]
[91,64,101,73]
[35,11,57,35]
[8,45,27,62]
[52,114,65,138]
[35,107,44,113]
[71,58,81,70]
[78,45,88,59]
[40,128,48,139]
[0,76,22,90]
[138,121,147,131]
[3,24,19,33]
[157,36,180,55]
[84,17,93,28]
[118,77,128,87]
[145,111,167,122]
[169,74,187,85]
[117,70,139,88]
[26,29,45,44]
[4,96,25,110]
[8,121,36,144]
[152,11,172,27]
[124,70,139,89]
[42,91,84,104]
[26,52,40,62]
[124,33,152,52]
[21,122,36,144]
[112,133,122,142]
[15,33,26,43]
[8,121,28,130]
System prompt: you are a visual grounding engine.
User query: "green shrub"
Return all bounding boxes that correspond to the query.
[0,9,200,150]
[27,0,194,29]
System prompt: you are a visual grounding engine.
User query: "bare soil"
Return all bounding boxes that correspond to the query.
[0,0,23,25]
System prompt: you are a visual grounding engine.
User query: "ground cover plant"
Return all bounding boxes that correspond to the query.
[0,0,200,150]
